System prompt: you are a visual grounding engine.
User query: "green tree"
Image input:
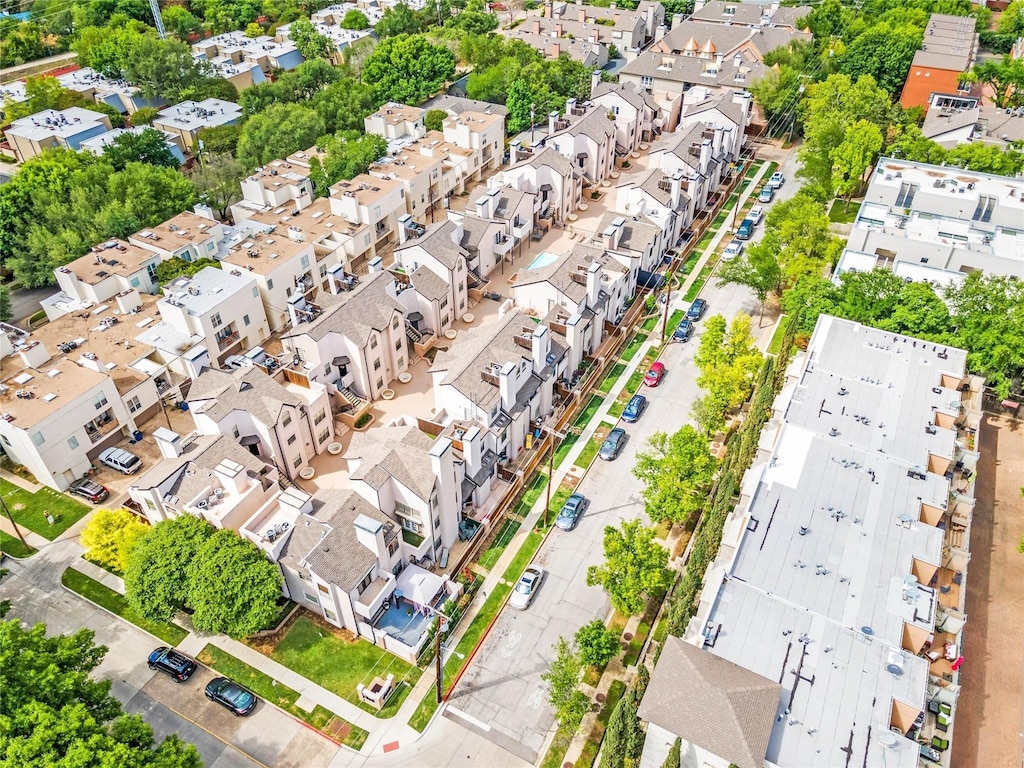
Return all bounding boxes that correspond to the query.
[574,619,620,668]
[188,529,283,638]
[125,514,214,621]
[189,154,246,220]
[541,637,589,730]
[80,508,149,573]
[245,21,264,37]
[997,0,1024,35]
[425,108,447,132]
[375,1,422,37]
[154,256,221,284]
[312,78,379,134]
[661,738,682,768]
[695,314,764,410]
[831,118,884,205]
[506,78,533,134]
[341,9,370,29]
[837,22,922,96]
[129,106,160,126]
[196,124,242,156]
[0,284,12,323]
[715,240,783,315]
[759,192,842,284]
[363,34,456,104]
[237,103,327,169]
[0,621,202,768]
[102,128,179,170]
[307,131,387,194]
[162,6,205,40]
[887,124,947,165]
[960,56,1024,109]
[633,425,716,526]
[944,142,1024,176]
[587,520,672,616]
[2,75,91,121]
[289,16,333,59]
[603,693,629,768]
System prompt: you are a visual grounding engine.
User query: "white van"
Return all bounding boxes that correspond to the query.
[98,447,143,474]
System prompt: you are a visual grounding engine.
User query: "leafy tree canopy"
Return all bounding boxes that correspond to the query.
[307,131,387,195]
[574,620,620,668]
[375,2,422,37]
[633,425,717,525]
[80,508,149,573]
[289,16,333,60]
[587,520,672,616]
[125,514,214,621]
[189,154,246,220]
[237,102,327,169]
[363,34,456,105]
[102,128,179,171]
[341,9,371,29]
[154,256,221,284]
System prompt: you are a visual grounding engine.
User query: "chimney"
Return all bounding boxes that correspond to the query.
[327,263,345,294]
[463,425,483,473]
[79,352,104,372]
[475,194,493,219]
[712,125,724,157]
[18,341,51,369]
[672,13,684,28]
[287,294,310,327]
[566,97,577,115]
[154,428,183,458]
[733,53,742,68]
[602,219,621,250]
[548,111,559,135]
[278,485,314,514]
[510,138,523,161]
[397,213,412,245]
[429,436,458,546]
[532,324,551,372]
[368,256,384,273]
[498,360,516,410]
[591,69,603,97]
[353,513,386,558]
[578,8,586,22]
[115,290,142,314]
[693,0,706,12]
[656,24,667,42]
[587,260,601,307]
[214,458,251,496]
[645,4,655,35]
[551,41,560,58]
[670,171,683,209]
[533,19,541,34]
[700,138,712,171]
[565,312,585,372]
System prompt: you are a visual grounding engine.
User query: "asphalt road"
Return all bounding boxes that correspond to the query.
[442,150,802,763]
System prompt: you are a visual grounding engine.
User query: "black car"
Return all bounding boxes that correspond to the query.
[555,493,588,531]
[672,319,693,343]
[622,394,647,423]
[69,478,110,504]
[205,677,258,716]
[599,427,627,461]
[148,647,198,682]
[686,299,707,321]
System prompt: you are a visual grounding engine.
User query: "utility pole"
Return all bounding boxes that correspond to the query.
[148,0,166,39]
[0,493,28,548]
[541,424,567,527]
[433,609,451,703]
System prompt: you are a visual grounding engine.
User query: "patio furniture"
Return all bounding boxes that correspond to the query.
[931,736,949,752]
[940,585,952,594]
[920,744,942,763]
[438,548,449,569]
[928,700,941,714]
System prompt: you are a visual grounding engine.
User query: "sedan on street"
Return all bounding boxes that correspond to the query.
[722,240,744,260]
[509,565,545,610]
[555,493,588,531]
[205,677,258,716]
[599,427,627,461]
[686,299,707,321]
[672,319,693,342]
[644,362,666,387]
[622,394,647,423]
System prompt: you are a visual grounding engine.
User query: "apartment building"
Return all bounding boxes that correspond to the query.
[235,160,315,218]
[593,212,667,275]
[187,365,334,481]
[4,107,113,162]
[57,67,165,115]
[393,220,470,322]
[369,148,444,224]
[447,188,535,279]
[500,30,609,68]
[640,316,981,768]
[442,110,505,175]
[192,33,304,79]
[275,19,373,56]
[677,94,749,162]
[157,267,269,367]
[79,126,186,165]
[591,81,662,155]
[152,99,243,151]
[281,270,409,403]
[328,174,406,259]
[647,120,735,213]
[835,157,1024,282]
[615,169,690,259]
[364,102,426,144]
[542,99,618,186]
[494,147,583,226]
[921,94,1024,149]
[899,14,979,112]
[128,211,227,263]
[688,0,808,30]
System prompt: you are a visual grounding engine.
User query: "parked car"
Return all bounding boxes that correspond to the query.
[768,171,786,189]
[736,218,754,240]
[686,298,707,321]
[644,362,666,387]
[672,318,693,342]
[599,427,627,461]
[747,205,764,225]
[556,493,588,531]
[509,565,545,610]
[68,478,110,504]
[722,240,744,261]
[758,186,775,204]
[98,447,142,475]
[148,647,198,683]
[205,677,258,716]
[622,394,647,423]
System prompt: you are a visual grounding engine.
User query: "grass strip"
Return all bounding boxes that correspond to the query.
[61,567,187,645]
[573,434,603,470]
[596,363,626,395]
[198,644,368,750]
[767,315,789,355]
[1,485,91,539]
[477,518,521,571]
[572,395,602,429]
[0,531,37,558]
[553,432,580,469]
[619,333,647,362]
[576,679,628,768]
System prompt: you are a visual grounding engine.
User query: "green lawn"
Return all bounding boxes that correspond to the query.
[608,397,627,419]
[619,333,647,362]
[829,199,862,223]
[683,263,715,302]
[198,644,367,750]
[624,352,657,394]
[61,567,187,645]
[1,531,37,558]
[477,518,521,571]
[543,485,574,529]
[640,314,659,332]
[767,315,789,355]
[553,432,580,469]
[513,472,548,517]
[409,530,546,733]
[596,363,626,394]
[1,485,91,539]
[574,434,603,469]
[270,615,420,719]
[573,395,602,429]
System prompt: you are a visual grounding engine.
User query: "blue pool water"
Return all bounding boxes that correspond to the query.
[527,251,560,270]
[375,598,433,647]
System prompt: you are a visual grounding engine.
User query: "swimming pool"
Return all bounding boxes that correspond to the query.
[526,251,560,270]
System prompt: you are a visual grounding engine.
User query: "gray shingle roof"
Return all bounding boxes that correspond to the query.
[639,636,782,768]
[410,266,449,302]
[690,1,810,30]
[132,434,266,492]
[422,94,509,117]
[621,49,768,88]
[282,270,405,346]
[396,220,467,271]
[557,109,616,143]
[649,121,710,167]
[187,366,302,426]
[596,211,661,252]
[511,146,574,178]
[278,489,391,590]
[592,81,659,112]
[682,96,746,127]
[347,425,438,501]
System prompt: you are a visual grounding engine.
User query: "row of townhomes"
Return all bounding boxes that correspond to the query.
[1,69,752,662]
[639,316,982,768]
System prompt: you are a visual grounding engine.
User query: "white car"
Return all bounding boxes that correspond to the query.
[747,205,764,225]
[509,565,545,610]
[768,171,785,189]
[722,240,744,261]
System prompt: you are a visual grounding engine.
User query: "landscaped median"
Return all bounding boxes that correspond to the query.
[197,644,368,750]
[61,567,187,645]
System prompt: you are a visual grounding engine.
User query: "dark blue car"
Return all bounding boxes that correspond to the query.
[622,394,647,423]
[205,677,258,716]
[672,319,693,342]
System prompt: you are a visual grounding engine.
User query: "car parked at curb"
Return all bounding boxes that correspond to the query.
[686,299,707,321]
[736,219,754,240]
[599,427,627,461]
[768,171,786,189]
[148,647,198,682]
[722,240,744,260]
[622,394,647,423]
[644,362,666,387]
[556,493,588,531]
[747,205,764,225]
[205,677,258,716]
[69,478,110,504]
[672,318,693,343]
[509,565,545,610]
[758,186,775,204]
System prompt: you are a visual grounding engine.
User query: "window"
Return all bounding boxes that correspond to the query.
[397,357,404,368]
[395,339,402,350]
[640,75,653,90]
[324,363,332,377]
[303,592,319,605]
[127,396,142,413]
[243,314,250,326]
[92,393,108,410]
[324,609,338,622]
[130,277,141,287]
[252,287,259,298]
[370,335,378,349]
[68,436,79,449]
[32,431,45,446]
[441,297,448,308]
[392,316,400,329]
[319,264,328,277]
[376,378,383,390]
[287,434,297,445]
[282,412,292,427]
[268,279,274,290]
[292,455,303,468]
[357,571,374,594]
[317,582,329,594]
[373,359,381,370]
[233,426,240,438]
[972,195,996,223]
[895,182,919,208]
[459,299,465,310]
[300,255,309,269]
[210,312,222,328]
[0,435,9,447]
[318,428,330,443]
[314,409,326,425]
[402,518,422,534]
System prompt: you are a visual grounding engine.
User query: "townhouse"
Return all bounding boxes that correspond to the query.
[4,107,113,162]
[500,30,609,69]
[364,102,426,144]
[152,99,243,151]
[57,67,165,115]
[328,174,406,261]
[544,99,618,186]
[641,316,981,768]
[192,33,304,80]
[447,187,536,279]
[275,19,373,57]
[493,146,583,227]
[921,94,1024,149]
[899,14,979,112]
[591,81,662,155]
[442,110,505,175]
[614,169,690,260]
[233,160,315,221]
[127,211,227,263]
[186,364,334,481]
[393,220,471,323]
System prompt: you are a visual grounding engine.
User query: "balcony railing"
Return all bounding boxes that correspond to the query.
[87,419,119,443]
[217,330,240,350]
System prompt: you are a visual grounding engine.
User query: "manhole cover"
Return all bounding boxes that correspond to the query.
[596,692,606,703]
[623,632,634,642]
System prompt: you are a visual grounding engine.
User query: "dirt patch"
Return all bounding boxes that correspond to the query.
[952,415,1024,768]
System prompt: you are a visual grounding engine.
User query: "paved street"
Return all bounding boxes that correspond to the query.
[443,149,801,763]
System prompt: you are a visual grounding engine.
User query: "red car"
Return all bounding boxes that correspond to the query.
[644,362,666,387]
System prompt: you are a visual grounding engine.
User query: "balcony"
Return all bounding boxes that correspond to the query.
[216,330,241,351]
[493,234,513,255]
[354,574,395,619]
[87,417,120,444]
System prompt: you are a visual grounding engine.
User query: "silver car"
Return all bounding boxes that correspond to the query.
[509,565,545,610]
